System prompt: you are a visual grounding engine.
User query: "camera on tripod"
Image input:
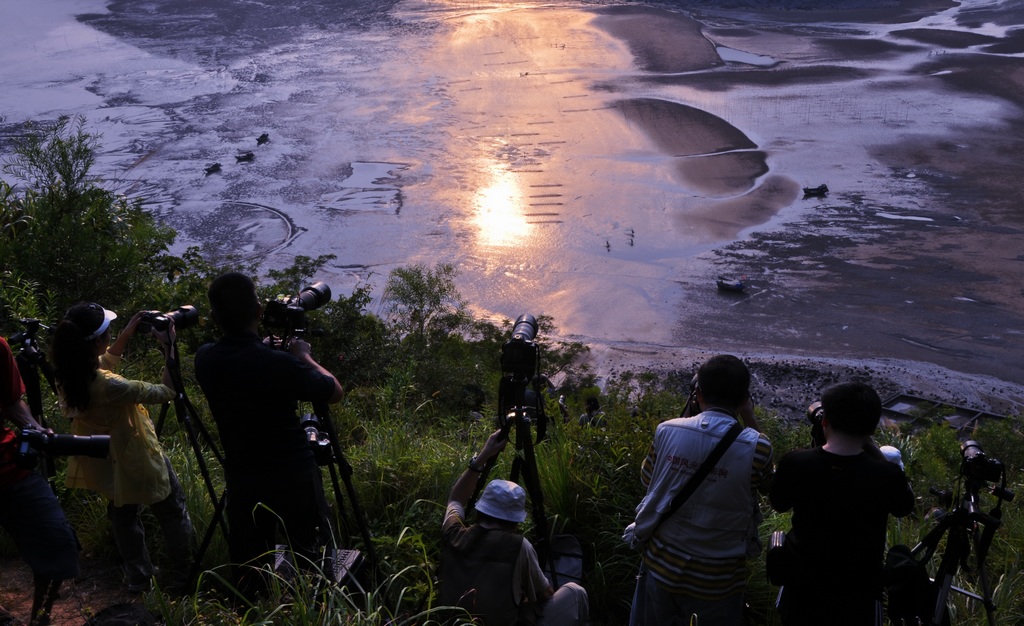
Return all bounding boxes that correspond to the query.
[17,429,111,469]
[138,306,200,334]
[960,440,1005,484]
[500,314,539,379]
[496,313,549,441]
[262,282,332,334]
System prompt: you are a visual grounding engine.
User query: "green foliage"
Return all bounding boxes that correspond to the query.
[0,271,54,324]
[2,115,97,201]
[383,263,467,351]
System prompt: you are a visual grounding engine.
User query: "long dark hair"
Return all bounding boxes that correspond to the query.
[51,303,105,410]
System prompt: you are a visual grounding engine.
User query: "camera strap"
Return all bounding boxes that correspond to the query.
[652,420,743,535]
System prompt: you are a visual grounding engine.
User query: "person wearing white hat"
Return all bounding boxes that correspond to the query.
[440,429,588,625]
[52,302,194,594]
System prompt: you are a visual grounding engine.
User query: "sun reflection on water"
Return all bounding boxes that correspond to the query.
[474,169,531,247]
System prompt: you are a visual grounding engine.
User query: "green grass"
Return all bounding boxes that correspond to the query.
[5,377,1022,625]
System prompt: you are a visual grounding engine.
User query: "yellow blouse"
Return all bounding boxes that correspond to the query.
[64,351,176,506]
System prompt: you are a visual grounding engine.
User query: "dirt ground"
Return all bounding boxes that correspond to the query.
[0,557,143,626]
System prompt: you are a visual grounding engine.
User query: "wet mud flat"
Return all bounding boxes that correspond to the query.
[578,0,1024,411]
[1,0,1023,415]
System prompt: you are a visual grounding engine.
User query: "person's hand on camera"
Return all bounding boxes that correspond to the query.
[123,311,147,338]
[108,311,146,358]
[152,318,176,348]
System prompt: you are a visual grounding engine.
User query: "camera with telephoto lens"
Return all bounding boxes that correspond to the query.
[500,314,538,379]
[17,429,111,469]
[299,414,333,466]
[262,282,332,333]
[496,314,549,441]
[138,306,200,334]
[960,440,1004,483]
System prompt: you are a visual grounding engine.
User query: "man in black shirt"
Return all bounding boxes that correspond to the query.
[195,272,343,591]
[770,382,914,626]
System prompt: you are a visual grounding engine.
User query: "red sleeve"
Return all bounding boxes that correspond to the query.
[0,338,26,406]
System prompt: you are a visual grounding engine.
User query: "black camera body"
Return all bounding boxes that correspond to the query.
[17,429,111,469]
[262,282,331,334]
[961,440,1004,484]
[496,314,549,441]
[138,305,199,334]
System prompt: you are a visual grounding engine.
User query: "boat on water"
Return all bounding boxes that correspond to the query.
[803,183,829,196]
[716,277,746,293]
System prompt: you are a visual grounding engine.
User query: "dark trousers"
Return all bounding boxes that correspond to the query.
[0,470,80,581]
[225,464,332,593]
[778,584,882,626]
[107,457,194,588]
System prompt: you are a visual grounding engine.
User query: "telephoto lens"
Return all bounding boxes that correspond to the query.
[510,314,537,342]
[296,282,331,311]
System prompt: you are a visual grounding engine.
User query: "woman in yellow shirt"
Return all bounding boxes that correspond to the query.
[52,302,193,593]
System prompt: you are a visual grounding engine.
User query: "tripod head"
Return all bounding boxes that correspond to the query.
[10,318,51,364]
[261,282,331,347]
[9,318,57,409]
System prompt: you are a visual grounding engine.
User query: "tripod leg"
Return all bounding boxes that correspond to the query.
[189,488,228,590]
[326,461,354,545]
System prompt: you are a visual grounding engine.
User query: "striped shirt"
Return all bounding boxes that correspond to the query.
[641,425,774,599]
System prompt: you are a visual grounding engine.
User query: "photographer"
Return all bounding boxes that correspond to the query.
[440,428,588,626]
[194,272,342,592]
[578,397,606,428]
[0,336,79,625]
[769,382,915,626]
[52,303,194,593]
[626,354,773,626]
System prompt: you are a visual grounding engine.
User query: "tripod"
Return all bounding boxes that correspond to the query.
[10,319,59,483]
[300,396,376,585]
[906,446,1013,626]
[153,337,231,588]
[263,326,377,587]
[472,314,561,587]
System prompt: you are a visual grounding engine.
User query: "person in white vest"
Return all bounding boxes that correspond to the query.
[625,354,774,625]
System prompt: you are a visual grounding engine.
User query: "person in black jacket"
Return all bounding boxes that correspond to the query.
[195,272,343,593]
[770,382,915,626]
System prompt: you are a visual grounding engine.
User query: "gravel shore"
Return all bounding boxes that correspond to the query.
[583,340,1024,422]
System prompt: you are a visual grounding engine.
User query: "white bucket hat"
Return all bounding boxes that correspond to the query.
[474,479,527,523]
